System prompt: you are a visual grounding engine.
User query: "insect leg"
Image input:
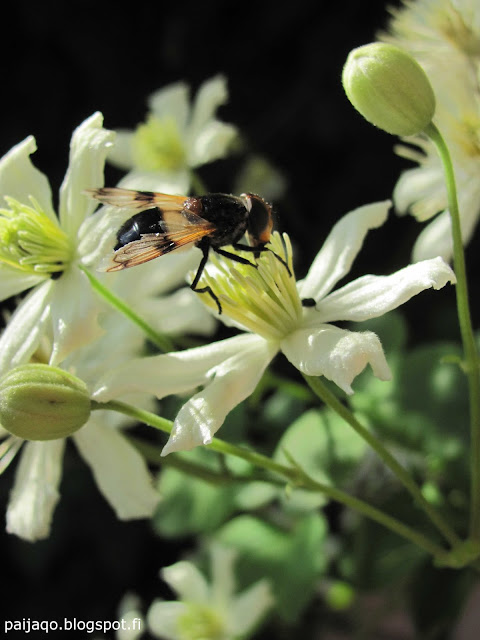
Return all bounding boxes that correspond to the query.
[214,247,257,267]
[190,245,223,314]
[232,243,292,277]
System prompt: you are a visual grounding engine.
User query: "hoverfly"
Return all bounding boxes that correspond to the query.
[86,187,290,314]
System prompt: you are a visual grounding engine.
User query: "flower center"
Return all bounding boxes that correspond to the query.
[0,196,74,276]
[197,232,303,340]
[131,114,186,171]
[455,114,480,158]
[176,603,225,640]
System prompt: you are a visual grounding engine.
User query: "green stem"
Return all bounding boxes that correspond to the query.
[425,122,480,540]
[303,374,461,548]
[92,399,447,559]
[80,265,174,353]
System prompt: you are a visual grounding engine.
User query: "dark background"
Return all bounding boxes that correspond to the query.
[0,0,473,638]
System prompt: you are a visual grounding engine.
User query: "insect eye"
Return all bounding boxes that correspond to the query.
[244,194,273,246]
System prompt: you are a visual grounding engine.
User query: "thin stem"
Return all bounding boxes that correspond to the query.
[425,122,480,540]
[92,399,447,559]
[303,374,461,548]
[80,265,174,353]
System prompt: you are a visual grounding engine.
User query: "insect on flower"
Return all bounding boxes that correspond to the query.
[86,187,290,313]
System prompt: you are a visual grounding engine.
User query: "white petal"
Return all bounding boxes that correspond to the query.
[107,129,135,170]
[148,81,190,133]
[73,418,160,519]
[313,257,456,323]
[394,164,446,221]
[117,168,191,195]
[49,267,105,365]
[281,324,392,395]
[92,334,256,402]
[6,439,65,541]
[0,280,53,375]
[298,201,390,301]
[161,336,275,455]
[58,112,115,239]
[229,579,274,635]
[0,136,56,220]
[187,75,229,145]
[0,267,47,302]
[189,121,238,167]
[161,561,210,603]
[209,544,237,605]
[147,600,187,640]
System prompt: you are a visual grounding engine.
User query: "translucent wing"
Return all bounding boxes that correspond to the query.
[85,187,189,212]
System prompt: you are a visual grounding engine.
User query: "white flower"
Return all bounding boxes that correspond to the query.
[108,75,239,194]
[0,112,115,365]
[379,0,480,261]
[92,201,456,455]
[0,303,160,542]
[147,544,273,640]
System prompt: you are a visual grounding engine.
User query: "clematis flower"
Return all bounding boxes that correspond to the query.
[92,201,456,455]
[0,112,115,365]
[146,544,273,640]
[379,0,480,261]
[0,303,160,542]
[107,75,239,194]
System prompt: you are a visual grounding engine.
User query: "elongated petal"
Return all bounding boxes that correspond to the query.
[189,121,238,167]
[116,168,191,196]
[74,418,160,519]
[6,439,65,541]
[148,81,190,133]
[106,129,135,170]
[281,324,391,395]
[92,334,258,401]
[229,579,274,635]
[161,561,210,603]
[187,75,229,145]
[312,257,456,324]
[0,266,47,303]
[49,267,105,366]
[0,136,56,220]
[210,544,237,605]
[0,280,53,375]
[147,601,188,640]
[161,336,275,455]
[58,112,115,239]
[298,201,390,301]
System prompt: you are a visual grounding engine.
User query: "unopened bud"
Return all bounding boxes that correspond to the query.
[0,364,91,440]
[342,42,436,136]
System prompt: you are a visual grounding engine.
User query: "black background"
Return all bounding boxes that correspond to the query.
[0,1,474,638]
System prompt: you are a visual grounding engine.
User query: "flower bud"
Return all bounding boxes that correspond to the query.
[0,364,91,440]
[342,42,436,136]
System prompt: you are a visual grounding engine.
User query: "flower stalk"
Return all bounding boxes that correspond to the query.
[93,399,448,559]
[424,122,480,541]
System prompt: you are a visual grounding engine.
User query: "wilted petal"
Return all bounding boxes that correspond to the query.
[58,112,115,238]
[162,336,274,455]
[147,601,188,640]
[6,439,65,541]
[298,201,390,301]
[229,579,274,636]
[74,418,160,519]
[313,257,456,323]
[281,324,391,395]
[0,280,53,375]
[49,267,104,365]
[92,334,256,402]
[162,561,210,603]
[0,136,56,221]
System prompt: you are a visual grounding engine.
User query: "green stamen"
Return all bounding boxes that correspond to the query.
[176,603,224,640]
[0,196,73,276]
[132,114,186,171]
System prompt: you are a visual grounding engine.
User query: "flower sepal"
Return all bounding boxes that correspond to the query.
[0,363,91,440]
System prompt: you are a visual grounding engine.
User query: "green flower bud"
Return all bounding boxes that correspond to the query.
[342,42,436,136]
[0,364,91,440]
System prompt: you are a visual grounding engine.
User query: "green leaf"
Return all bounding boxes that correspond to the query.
[217,513,327,622]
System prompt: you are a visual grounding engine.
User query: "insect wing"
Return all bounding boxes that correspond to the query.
[85,187,188,212]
